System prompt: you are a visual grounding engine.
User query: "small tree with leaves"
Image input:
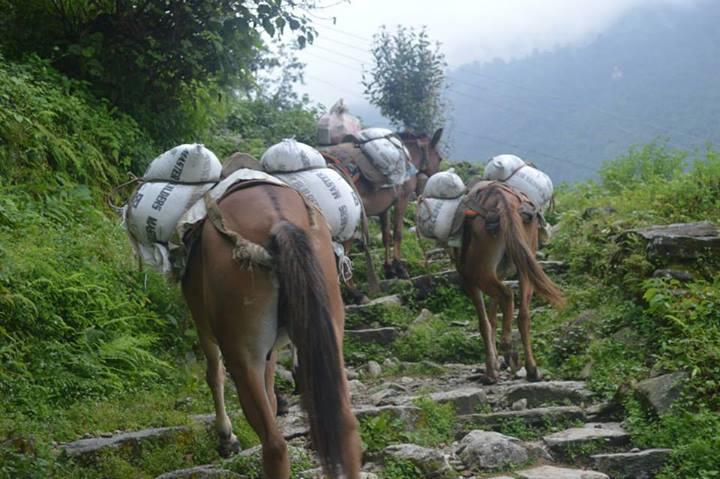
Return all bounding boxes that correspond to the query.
[363,25,447,133]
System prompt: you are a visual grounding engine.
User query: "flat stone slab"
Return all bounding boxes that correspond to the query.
[345,327,400,345]
[459,405,586,432]
[539,260,569,274]
[353,405,422,427]
[517,465,609,479]
[543,422,630,457]
[155,465,246,479]
[61,426,189,460]
[403,387,488,415]
[631,221,720,260]
[592,448,672,479]
[492,381,594,408]
[345,294,402,312]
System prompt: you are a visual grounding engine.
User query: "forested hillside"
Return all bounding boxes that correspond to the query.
[447,0,720,182]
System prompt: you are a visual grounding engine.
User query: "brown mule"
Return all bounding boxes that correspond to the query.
[454,182,565,384]
[182,182,361,478]
[324,129,444,280]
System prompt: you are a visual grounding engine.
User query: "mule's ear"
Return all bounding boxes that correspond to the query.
[430,128,444,148]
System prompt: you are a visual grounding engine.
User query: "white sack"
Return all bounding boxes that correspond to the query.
[261,139,326,173]
[416,197,464,243]
[274,168,361,242]
[423,168,466,199]
[126,182,214,245]
[143,143,221,182]
[484,154,554,209]
[358,128,410,185]
[317,99,362,145]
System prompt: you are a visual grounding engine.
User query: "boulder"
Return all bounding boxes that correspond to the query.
[414,387,488,415]
[384,444,456,479]
[635,372,688,414]
[494,381,594,408]
[456,430,529,470]
[366,360,382,378]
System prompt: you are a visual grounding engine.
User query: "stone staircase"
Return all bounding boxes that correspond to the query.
[57,264,671,479]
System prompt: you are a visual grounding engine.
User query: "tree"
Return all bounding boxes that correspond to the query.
[0,0,318,144]
[363,25,447,134]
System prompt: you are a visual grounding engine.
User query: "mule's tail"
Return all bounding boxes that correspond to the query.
[496,192,565,307]
[268,221,345,477]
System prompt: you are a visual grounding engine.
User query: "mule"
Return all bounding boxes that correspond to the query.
[323,129,444,280]
[454,182,565,384]
[181,180,361,478]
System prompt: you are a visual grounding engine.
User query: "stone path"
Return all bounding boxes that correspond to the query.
[58,265,670,478]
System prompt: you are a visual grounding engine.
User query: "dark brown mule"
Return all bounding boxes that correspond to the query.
[324,129,444,280]
[182,181,361,478]
[454,182,564,384]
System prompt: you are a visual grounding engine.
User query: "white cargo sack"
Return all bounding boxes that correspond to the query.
[274,168,361,242]
[317,99,362,146]
[143,144,222,182]
[484,154,554,209]
[261,139,326,173]
[358,128,411,185]
[416,197,464,243]
[423,169,466,199]
[126,182,214,245]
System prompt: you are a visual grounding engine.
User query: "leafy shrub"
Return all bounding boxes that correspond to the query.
[0,54,154,189]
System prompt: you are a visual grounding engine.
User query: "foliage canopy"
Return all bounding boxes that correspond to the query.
[363,25,447,134]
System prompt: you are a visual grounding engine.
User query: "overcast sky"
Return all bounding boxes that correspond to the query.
[294,0,701,109]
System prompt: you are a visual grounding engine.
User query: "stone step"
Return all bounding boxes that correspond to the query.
[401,387,489,415]
[155,465,246,479]
[384,444,456,479]
[345,294,403,313]
[516,465,609,479]
[345,327,400,345]
[543,422,630,460]
[487,381,595,409]
[458,405,587,434]
[591,448,672,479]
[60,426,191,462]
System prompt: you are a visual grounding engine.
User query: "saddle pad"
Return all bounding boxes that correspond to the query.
[319,143,388,186]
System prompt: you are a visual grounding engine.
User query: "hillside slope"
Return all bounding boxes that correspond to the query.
[447,0,720,182]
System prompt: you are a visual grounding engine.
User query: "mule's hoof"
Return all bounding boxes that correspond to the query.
[392,259,410,279]
[276,392,290,417]
[383,263,396,279]
[471,373,499,385]
[526,366,543,382]
[218,435,241,458]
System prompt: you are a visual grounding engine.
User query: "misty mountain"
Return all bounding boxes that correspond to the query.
[446,0,720,183]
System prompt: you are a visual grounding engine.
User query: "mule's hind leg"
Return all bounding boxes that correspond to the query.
[518,276,541,382]
[226,355,290,479]
[379,210,394,278]
[465,284,500,384]
[198,333,240,457]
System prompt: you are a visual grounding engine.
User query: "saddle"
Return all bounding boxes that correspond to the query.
[318,142,388,187]
[451,180,539,237]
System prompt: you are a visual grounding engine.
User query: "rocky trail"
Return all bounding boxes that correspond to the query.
[57,260,675,479]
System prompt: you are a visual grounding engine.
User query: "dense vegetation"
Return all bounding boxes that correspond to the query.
[537,143,720,478]
[1,2,718,477]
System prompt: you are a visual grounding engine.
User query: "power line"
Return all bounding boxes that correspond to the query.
[312,22,707,144]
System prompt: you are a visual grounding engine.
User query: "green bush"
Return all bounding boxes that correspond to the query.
[0,54,154,189]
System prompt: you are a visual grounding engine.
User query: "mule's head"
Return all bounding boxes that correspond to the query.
[399,128,444,195]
